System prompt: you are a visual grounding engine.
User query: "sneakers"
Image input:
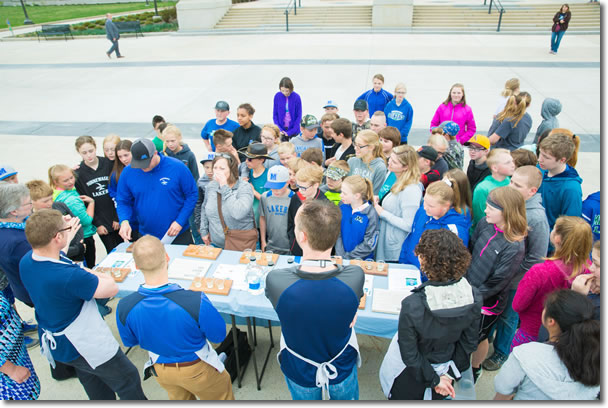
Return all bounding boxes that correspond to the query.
[482,352,508,371]
[549,50,556,55]
[106,51,111,59]
[24,336,39,349]
[472,366,482,384]
[23,320,38,334]
[117,55,125,59]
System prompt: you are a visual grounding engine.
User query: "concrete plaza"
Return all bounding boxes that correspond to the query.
[0,0,602,400]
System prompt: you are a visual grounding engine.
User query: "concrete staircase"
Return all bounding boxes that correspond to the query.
[411,3,600,33]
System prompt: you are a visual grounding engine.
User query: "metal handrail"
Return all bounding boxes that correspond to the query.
[284,0,301,32]
[484,0,505,32]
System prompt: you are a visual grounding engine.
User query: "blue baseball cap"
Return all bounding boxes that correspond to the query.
[264,165,289,189]
[323,100,338,109]
[0,165,17,181]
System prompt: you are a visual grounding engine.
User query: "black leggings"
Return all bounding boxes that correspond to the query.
[389,366,446,400]
[83,236,96,268]
[98,230,122,254]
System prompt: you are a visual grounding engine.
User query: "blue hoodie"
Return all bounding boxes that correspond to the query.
[537,165,583,231]
[384,98,414,143]
[335,202,379,260]
[582,191,600,242]
[399,205,472,269]
[116,155,198,239]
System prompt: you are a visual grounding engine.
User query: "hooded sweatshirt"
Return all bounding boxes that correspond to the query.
[398,205,471,269]
[581,191,600,241]
[384,98,414,143]
[165,143,200,180]
[193,173,212,235]
[534,98,562,143]
[74,156,117,230]
[53,189,96,238]
[466,159,491,193]
[357,88,394,116]
[494,342,599,400]
[347,157,388,196]
[512,259,587,338]
[538,165,583,231]
[335,202,379,260]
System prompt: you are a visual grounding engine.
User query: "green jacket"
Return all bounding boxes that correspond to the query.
[471,175,510,232]
[53,189,97,238]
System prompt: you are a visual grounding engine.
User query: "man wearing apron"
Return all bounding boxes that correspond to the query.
[265,200,364,400]
[19,209,146,400]
[116,235,234,400]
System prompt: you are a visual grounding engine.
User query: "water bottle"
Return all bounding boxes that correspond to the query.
[453,368,476,400]
[246,257,264,295]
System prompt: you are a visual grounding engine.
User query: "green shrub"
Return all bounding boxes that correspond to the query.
[160,6,176,23]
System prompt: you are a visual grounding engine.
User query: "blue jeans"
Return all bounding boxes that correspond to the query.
[284,366,359,400]
[107,39,121,57]
[550,30,566,52]
[492,289,519,357]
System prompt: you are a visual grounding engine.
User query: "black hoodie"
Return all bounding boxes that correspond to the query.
[75,156,118,229]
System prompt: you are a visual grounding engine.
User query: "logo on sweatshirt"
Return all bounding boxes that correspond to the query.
[159,177,170,185]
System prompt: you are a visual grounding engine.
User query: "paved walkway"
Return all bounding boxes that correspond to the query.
[1,10,601,400]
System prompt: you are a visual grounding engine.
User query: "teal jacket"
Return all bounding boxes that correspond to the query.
[53,189,96,238]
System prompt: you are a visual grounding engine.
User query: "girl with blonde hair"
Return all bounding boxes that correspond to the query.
[511,216,592,349]
[443,169,472,220]
[102,133,121,162]
[347,129,387,196]
[260,124,282,168]
[335,175,379,260]
[488,92,533,151]
[467,186,527,383]
[374,145,423,262]
[494,78,520,117]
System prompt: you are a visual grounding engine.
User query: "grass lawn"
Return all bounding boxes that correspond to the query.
[0,1,177,30]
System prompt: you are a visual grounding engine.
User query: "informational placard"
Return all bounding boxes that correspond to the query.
[212,263,249,291]
[168,258,212,281]
[388,268,421,292]
[371,289,412,315]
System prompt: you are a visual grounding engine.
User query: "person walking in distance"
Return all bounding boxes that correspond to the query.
[105,14,124,59]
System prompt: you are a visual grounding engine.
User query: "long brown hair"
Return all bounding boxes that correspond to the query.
[488,186,528,242]
[442,83,467,106]
[444,169,472,217]
[497,92,531,127]
[549,216,593,279]
[112,140,133,184]
[390,145,420,195]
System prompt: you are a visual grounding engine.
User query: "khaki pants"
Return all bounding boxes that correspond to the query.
[154,360,234,400]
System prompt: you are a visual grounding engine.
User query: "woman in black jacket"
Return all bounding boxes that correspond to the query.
[550,4,571,54]
[379,229,482,400]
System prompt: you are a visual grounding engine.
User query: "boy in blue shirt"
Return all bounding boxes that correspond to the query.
[200,101,239,152]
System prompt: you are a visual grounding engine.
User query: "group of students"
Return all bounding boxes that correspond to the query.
[0,73,601,400]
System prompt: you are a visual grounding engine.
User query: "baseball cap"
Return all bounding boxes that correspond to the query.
[464,134,491,150]
[264,165,289,189]
[323,100,338,109]
[417,146,438,162]
[199,152,216,164]
[438,121,460,137]
[214,101,230,111]
[353,100,368,111]
[0,165,17,181]
[325,165,348,181]
[300,114,320,130]
[130,138,156,169]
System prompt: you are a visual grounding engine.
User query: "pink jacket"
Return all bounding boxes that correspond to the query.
[512,260,589,338]
[430,102,477,144]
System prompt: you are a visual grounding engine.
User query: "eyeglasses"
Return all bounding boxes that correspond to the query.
[261,136,275,141]
[468,147,485,152]
[354,143,369,149]
[20,201,33,208]
[296,183,312,191]
[57,225,72,234]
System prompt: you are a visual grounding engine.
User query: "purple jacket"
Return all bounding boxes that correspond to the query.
[430,102,477,144]
[273,91,302,137]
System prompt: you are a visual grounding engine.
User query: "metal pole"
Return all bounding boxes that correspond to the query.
[488,0,493,14]
[19,0,34,25]
[285,11,289,31]
[153,0,159,16]
[497,9,503,32]
[294,0,296,15]
[298,0,301,8]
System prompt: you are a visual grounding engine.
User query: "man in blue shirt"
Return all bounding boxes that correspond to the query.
[117,235,234,400]
[200,101,240,152]
[117,138,198,244]
[356,73,394,116]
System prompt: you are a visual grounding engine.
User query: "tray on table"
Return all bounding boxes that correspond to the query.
[189,277,232,295]
[183,244,222,260]
[348,259,388,276]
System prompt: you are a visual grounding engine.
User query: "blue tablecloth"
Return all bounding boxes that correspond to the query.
[113,243,419,339]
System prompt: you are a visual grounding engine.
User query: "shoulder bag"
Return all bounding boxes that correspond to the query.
[217,193,258,251]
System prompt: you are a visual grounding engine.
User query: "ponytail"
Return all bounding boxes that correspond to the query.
[343,175,374,203]
[497,92,531,127]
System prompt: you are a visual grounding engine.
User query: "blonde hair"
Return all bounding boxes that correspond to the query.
[342,175,374,203]
[262,124,281,145]
[513,165,543,190]
[425,181,454,206]
[390,145,420,195]
[486,148,510,170]
[286,157,308,173]
[132,235,167,274]
[500,78,520,97]
[427,134,449,150]
[394,82,407,94]
[25,180,53,201]
[161,124,182,153]
[497,92,531,127]
[488,186,528,242]
[295,165,324,185]
[356,129,386,165]
[444,169,472,217]
[48,164,74,190]
[277,141,296,155]
[103,133,121,148]
[549,216,593,279]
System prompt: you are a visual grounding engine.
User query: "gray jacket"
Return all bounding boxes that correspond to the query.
[534,98,561,143]
[510,193,550,289]
[199,179,255,248]
[347,157,388,195]
[376,182,423,262]
[105,19,120,41]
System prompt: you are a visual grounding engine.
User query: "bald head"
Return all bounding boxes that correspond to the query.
[132,235,167,277]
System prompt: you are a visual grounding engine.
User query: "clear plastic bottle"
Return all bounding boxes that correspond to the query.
[246,256,264,295]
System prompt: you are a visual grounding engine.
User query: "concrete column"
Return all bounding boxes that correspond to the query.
[372,0,413,28]
[176,0,232,31]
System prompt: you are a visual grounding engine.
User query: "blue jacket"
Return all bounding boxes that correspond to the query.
[399,206,472,268]
[384,98,414,143]
[335,202,379,260]
[582,191,600,242]
[356,88,394,116]
[116,155,198,239]
[537,165,583,231]
[116,284,226,364]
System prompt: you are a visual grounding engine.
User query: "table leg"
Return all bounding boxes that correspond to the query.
[246,317,261,391]
[257,320,275,386]
[253,317,258,346]
[125,346,133,356]
[231,315,242,388]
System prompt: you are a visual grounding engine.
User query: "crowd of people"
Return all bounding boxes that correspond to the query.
[0,73,600,401]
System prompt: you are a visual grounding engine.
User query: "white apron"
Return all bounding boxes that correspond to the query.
[40,298,119,370]
[379,332,461,400]
[278,327,361,400]
[144,340,225,376]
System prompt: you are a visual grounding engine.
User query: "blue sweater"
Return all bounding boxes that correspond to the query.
[335,202,379,260]
[0,228,33,306]
[537,165,583,231]
[384,98,414,143]
[399,206,472,270]
[356,88,393,116]
[581,191,600,242]
[116,284,226,364]
[116,155,198,239]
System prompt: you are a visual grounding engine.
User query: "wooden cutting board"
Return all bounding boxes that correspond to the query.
[189,277,232,295]
[348,259,389,276]
[183,244,222,260]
